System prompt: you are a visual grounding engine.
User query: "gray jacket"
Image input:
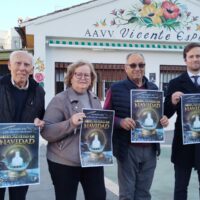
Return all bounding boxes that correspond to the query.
[41,87,102,166]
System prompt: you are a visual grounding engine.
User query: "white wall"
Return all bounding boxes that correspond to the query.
[44,45,185,105]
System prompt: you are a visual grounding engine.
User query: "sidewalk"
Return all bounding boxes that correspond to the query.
[5,131,199,199]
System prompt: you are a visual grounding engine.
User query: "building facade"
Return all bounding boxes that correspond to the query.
[19,0,200,104]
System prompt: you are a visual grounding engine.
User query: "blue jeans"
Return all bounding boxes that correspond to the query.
[47,159,106,200]
[174,164,200,200]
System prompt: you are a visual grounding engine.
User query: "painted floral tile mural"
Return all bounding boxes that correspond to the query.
[34,57,45,87]
[94,0,200,31]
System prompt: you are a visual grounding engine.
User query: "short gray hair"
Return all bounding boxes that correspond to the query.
[126,52,145,62]
[9,50,34,65]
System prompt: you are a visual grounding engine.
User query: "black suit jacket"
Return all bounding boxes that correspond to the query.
[164,72,200,169]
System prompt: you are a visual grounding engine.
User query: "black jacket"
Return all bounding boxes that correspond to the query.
[164,72,200,169]
[0,75,45,123]
[111,77,160,162]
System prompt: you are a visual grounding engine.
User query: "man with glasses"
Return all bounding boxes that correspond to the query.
[104,52,168,200]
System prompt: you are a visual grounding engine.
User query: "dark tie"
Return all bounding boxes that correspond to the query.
[192,76,199,87]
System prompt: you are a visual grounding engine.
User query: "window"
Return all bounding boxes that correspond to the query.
[55,63,69,94]
[55,62,125,100]
[102,80,115,100]
[160,65,186,96]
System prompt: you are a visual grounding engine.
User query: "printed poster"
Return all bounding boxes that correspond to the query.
[131,90,164,143]
[80,109,114,167]
[181,94,200,145]
[0,123,39,188]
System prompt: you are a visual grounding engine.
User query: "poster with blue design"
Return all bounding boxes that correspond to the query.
[80,109,114,167]
[0,123,39,188]
[131,90,164,143]
[181,94,200,145]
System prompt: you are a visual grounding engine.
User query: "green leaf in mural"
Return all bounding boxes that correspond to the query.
[147,24,153,28]
[143,17,153,25]
[165,19,178,25]
[163,21,180,31]
[128,17,138,24]
[39,82,44,88]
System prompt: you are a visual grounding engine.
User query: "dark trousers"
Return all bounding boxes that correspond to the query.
[174,164,200,200]
[47,159,106,200]
[0,186,28,200]
[117,145,156,200]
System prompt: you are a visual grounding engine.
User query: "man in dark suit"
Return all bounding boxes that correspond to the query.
[164,43,200,200]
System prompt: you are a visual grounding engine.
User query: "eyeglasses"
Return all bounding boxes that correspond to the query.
[74,72,91,80]
[127,63,145,69]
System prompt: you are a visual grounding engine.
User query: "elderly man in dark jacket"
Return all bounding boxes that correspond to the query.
[104,52,168,200]
[164,43,200,200]
[0,50,45,200]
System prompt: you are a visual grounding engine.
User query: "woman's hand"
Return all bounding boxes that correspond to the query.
[71,112,86,126]
[34,118,45,129]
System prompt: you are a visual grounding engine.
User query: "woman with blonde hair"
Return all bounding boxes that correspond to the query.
[41,61,106,200]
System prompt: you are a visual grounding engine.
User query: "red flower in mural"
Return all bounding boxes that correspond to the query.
[101,0,199,31]
[34,73,44,83]
[162,1,180,19]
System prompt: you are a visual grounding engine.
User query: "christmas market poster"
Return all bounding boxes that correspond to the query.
[131,90,164,143]
[181,94,200,145]
[80,109,114,167]
[0,123,40,187]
